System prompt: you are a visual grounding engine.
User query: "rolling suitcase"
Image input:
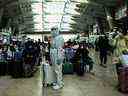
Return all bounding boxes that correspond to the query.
[0,61,7,76]
[118,65,128,93]
[23,63,33,77]
[43,62,55,86]
[63,62,74,74]
[11,60,23,78]
[23,56,34,77]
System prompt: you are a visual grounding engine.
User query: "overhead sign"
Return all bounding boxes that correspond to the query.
[115,5,127,20]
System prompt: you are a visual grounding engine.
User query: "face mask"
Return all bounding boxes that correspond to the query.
[51,29,59,37]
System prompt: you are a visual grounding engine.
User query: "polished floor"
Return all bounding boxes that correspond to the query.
[43,50,125,96]
[0,68,42,96]
[0,50,126,96]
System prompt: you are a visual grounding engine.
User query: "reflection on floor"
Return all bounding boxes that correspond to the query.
[45,74,124,96]
[0,67,41,96]
[44,51,125,96]
[0,50,126,96]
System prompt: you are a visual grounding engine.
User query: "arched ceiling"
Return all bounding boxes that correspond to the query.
[0,0,123,34]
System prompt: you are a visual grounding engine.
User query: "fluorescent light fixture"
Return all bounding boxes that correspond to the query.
[43,0,88,31]
[31,0,43,31]
[71,0,89,3]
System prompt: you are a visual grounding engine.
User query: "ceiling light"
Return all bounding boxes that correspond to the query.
[71,0,89,3]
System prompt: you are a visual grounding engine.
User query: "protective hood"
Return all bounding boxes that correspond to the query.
[51,27,59,37]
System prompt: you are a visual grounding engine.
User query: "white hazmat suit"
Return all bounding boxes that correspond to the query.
[50,27,64,90]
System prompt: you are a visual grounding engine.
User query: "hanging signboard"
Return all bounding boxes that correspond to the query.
[2,30,11,36]
[115,5,127,20]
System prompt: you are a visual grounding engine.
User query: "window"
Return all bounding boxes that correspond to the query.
[31,0,43,31]
[43,0,81,31]
[30,0,88,31]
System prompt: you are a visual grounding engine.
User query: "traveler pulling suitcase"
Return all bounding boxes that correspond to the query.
[118,66,128,93]
[43,62,55,86]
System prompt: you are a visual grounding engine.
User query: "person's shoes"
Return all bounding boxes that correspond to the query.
[52,84,63,90]
[52,82,57,86]
[102,64,107,68]
[100,64,107,68]
[100,64,103,66]
[89,71,95,75]
[52,85,60,90]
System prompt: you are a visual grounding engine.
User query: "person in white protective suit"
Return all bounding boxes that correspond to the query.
[50,27,64,90]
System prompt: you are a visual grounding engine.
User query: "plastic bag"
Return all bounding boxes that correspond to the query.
[120,55,128,65]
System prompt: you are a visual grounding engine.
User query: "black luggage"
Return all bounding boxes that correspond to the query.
[23,63,33,77]
[0,61,7,76]
[118,66,128,93]
[75,59,85,76]
[11,60,23,78]
[22,54,34,77]
[7,60,13,75]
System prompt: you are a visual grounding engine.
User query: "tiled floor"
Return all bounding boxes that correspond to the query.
[44,50,125,96]
[0,50,126,96]
[45,74,123,96]
[0,68,42,96]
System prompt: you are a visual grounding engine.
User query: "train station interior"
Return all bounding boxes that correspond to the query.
[0,0,128,96]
